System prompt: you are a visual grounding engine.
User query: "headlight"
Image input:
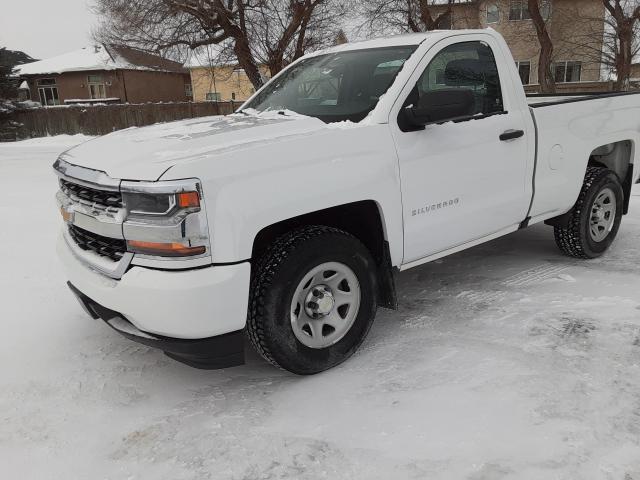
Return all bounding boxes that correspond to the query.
[123,192,176,216]
[122,191,201,216]
[121,179,210,261]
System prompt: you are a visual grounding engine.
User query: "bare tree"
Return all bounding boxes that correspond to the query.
[603,0,640,89]
[528,0,556,93]
[360,0,459,35]
[92,0,346,89]
[552,0,639,91]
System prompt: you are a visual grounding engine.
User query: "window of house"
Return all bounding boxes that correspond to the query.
[554,61,582,82]
[231,92,236,100]
[87,74,107,99]
[540,1,552,20]
[487,4,500,23]
[185,83,193,97]
[413,41,504,120]
[36,78,60,106]
[515,61,531,84]
[510,0,551,21]
[509,0,530,20]
[206,92,221,101]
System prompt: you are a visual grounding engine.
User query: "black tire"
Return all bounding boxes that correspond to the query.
[554,167,624,259]
[247,226,378,374]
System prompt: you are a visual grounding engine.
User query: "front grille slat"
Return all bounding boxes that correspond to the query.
[60,177,128,263]
[60,179,123,209]
[68,225,127,262]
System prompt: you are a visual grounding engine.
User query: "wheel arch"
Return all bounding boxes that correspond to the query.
[251,200,398,310]
[587,139,635,214]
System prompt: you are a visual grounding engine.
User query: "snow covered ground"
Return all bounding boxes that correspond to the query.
[1,137,640,480]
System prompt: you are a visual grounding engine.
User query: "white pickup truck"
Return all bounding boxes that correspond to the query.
[55,29,640,374]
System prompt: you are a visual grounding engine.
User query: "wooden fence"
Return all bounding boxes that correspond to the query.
[12,101,238,138]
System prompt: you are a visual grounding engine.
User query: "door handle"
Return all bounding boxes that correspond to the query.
[499,129,525,141]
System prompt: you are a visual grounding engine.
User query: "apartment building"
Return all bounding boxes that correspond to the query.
[434,0,606,89]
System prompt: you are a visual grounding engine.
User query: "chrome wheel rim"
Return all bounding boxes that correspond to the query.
[290,261,361,349]
[589,187,616,242]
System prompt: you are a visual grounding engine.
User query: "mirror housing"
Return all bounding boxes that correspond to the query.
[403,89,475,128]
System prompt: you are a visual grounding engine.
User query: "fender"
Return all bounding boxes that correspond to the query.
[163,123,405,267]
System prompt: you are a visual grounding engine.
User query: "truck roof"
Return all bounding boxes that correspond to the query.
[310,29,497,57]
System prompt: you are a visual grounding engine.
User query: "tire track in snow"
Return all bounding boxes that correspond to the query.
[455,264,570,306]
[502,264,568,287]
[456,290,507,303]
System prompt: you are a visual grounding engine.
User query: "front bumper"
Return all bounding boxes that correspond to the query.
[58,232,251,339]
[58,232,251,368]
[67,283,245,369]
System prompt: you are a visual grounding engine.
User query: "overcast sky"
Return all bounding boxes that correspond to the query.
[1,0,98,60]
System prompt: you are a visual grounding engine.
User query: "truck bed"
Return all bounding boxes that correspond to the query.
[526,90,640,223]
[526,91,640,107]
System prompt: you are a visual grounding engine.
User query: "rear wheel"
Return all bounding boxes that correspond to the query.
[554,167,624,259]
[247,226,377,374]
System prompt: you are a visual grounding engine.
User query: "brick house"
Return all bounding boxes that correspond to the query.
[432,0,607,91]
[17,45,193,105]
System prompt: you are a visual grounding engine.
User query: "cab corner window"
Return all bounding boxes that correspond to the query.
[403,41,504,129]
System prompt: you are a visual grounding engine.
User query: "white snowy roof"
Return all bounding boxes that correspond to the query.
[17,45,186,76]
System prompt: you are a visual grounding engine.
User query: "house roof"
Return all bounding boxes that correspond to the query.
[17,44,186,76]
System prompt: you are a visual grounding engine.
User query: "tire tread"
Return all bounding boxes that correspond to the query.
[553,166,617,259]
[246,225,364,371]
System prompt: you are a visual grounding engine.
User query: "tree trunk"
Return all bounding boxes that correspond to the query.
[603,1,640,91]
[233,37,263,90]
[528,0,555,93]
[266,57,285,78]
[417,0,453,30]
[614,21,633,91]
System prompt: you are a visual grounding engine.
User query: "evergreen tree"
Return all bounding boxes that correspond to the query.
[0,47,18,100]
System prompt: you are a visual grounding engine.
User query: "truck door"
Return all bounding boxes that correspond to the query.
[392,37,531,264]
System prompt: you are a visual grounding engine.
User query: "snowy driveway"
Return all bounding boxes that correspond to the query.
[2,138,640,480]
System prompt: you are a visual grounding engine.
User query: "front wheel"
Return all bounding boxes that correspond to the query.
[554,167,624,259]
[247,226,377,374]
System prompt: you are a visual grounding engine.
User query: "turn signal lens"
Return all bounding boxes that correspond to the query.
[127,240,205,257]
[177,191,200,208]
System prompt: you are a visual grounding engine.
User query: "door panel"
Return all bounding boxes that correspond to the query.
[393,40,530,263]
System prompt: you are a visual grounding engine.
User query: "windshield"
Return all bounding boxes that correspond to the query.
[242,46,418,123]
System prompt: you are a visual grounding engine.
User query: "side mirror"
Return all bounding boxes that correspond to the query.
[403,89,475,127]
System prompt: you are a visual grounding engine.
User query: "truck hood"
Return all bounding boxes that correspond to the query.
[59,113,331,181]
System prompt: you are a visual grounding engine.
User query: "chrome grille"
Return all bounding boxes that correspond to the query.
[59,178,123,214]
[68,225,127,262]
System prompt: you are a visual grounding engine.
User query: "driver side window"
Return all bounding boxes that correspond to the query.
[413,41,504,119]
